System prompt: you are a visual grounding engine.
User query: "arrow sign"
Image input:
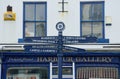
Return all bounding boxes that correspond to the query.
[24,45,86,53]
[25,48,57,52]
[23,36,97,44]
[63,36,97,44]
[24,36,58,44]
[24,45,57,49]
[24,45,58,52]
[63,46,85,52]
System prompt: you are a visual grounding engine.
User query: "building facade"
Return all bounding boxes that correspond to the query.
[0,0,120,43]
[0,0,120,79]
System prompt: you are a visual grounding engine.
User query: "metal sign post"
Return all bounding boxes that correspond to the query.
[56,22,65,79]
[23,22,97,79]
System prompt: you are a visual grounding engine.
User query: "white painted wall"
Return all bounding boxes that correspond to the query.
[0,0,120,43]
[0,0,23,43]
[105,0,120,43]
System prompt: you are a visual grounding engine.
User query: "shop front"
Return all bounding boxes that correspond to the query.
[1,52,120,79]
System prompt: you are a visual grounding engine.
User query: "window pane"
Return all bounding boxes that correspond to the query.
[82,22,92,37]
[82,4,92,21]
[7,67,48,79]
[92,4,103,20]
[25,4,35,20]
[25,22,35,37]
[82,3,103,21]
[36,4,46,21]
[52,67,72,75]
[93,22,103,38]
[36,22,45,37]
[62,67,72,75]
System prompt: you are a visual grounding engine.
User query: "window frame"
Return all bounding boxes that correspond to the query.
[23,2,47,38]
[80,1,105,39]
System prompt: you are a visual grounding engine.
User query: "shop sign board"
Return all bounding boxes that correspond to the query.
[6,56,119,63]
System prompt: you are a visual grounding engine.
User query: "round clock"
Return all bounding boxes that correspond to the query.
[56,22,65,32]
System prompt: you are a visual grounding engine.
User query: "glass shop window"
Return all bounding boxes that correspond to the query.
[7,67,48,79]
[24,2,47,37]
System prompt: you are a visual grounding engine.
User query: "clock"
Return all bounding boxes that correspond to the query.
[56,22,65,32]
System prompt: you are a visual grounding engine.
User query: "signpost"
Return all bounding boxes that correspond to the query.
[24,45,57,52]
[63,46,85,52]
[24,36,97,44]
[24,22,97,79]
[56,22,65,79]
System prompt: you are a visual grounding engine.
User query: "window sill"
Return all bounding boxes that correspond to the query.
[97,38,109,43]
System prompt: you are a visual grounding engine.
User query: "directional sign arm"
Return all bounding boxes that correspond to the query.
[63,46,85,52]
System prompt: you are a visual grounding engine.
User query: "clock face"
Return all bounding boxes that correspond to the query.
[56,22,65,31]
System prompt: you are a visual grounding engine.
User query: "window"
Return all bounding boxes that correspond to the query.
[80,2,104,38]
[7,67,48,79]
[23,2,47,37]
[76,67,118,79]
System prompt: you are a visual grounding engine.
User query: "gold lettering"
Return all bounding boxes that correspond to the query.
[12,57,113,63]
[81,57,87,62]
[75,57,80,62]
[101,57,112,63]
[63,57,72,62]
[107,57,112,62]
[69,57,73,62]
[43,57,48,62]
[95,57,100,62]
[63,57,67,62]
[37,57,43,62]
[90,57,95,62]
[101,57,108,62]
[87,57,91,62]
[48,57,53,62]
[53,57,58,62]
